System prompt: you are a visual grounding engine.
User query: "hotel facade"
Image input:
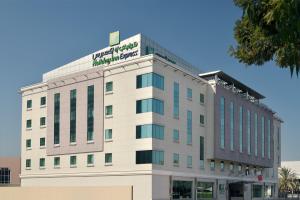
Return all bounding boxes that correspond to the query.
[20,33,282,200]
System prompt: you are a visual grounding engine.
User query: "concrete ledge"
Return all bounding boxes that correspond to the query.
[0,186,132,200]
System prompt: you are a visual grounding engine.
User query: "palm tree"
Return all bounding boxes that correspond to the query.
[279,167,297,197]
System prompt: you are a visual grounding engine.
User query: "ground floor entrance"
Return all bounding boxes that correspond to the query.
[228,182,244,200]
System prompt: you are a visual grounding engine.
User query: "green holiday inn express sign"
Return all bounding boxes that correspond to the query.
[92,42,139,67]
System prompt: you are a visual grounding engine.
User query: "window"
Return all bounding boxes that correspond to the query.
[173,129,179,143]
[230,102,234,151]
[0,168,10,184]
[39,158,45,168]
[200,114,205,126]
[238,164,242,172]
[187,156,192,168]
[197,182,213,199]
[26,119,32,129]
[239,106,243,153]
[26,139,31,149]
[230,163,234,171]
[136,72,164,90]
[136,98,164,115]
[220,97,225,149]
[210,160,215,171]
[173,153,179,166]
[54,93,60,145]
[105,129,112,141]
[26,159,31,169]
[87,154,94,166]
[172,181,192,199]
[105,81,113,92]
[220,161,225,171]
[105,105,113,116]
[247,110,251,155]
[27,100,32,109]
[54,157,60,168]
[187,110,192,145]
[252,185,263,198]
[40,117,46,127]
[70,156,77,167]
[40,138,45,147]
[70,89,77,143]
[173,82,179,119]
[267,119,271,159]
[187,88,192,100]
[200,93,205,104]
[87,85,94,141]
[40,97,46,106]
[219,184,225,194]
[200,136,205,169]
[105,153,112,165]
[261,117,265,158]
[136,124,164,140]
[136,150,164,165]
[254,113,258,156]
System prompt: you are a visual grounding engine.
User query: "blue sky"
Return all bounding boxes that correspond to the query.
[0,0,298,160]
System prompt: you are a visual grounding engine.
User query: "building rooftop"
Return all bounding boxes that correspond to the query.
[199,70,265,100]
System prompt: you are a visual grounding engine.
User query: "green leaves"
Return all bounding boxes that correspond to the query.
[231,0,300,77]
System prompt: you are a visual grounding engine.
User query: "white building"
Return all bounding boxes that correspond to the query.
[20,32,282,200]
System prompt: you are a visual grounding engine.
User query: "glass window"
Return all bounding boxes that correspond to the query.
[26,139,31,149]
[261,117,265,158]
[87,85,94,141]
[210,160,215,171]
[200,114,205,126]
[247,110,251,155]
[230,163,234,171]
[40,97,46,106]
[254,113,258,156]
[187,88,192,100]
[26,119,32,129]
[105,153,112,164]
[187,156,192,168]
[197,182,214,199]
[105,81,113,92]
[172,181,192,199]
[87,154,94,165]
[173,153,179,166]
[219,184,225,194]
[220,161,225,171]
[173,129,179,143]
[26,159,31,168]
[40,117,46,126]
[267,119,271,159]
[70,156,77,167]
[230,102,234,151]
[70,89,77,143]
[173,82,179,119]
[136,150,164,165]
[136,72,164,90]
[0,168,11,184]
[239,106,243,153]
[40,138,45,147]
[187,110,192,145]
[105,105,113,116]
[54,157,60,167]
[136,124,164,140]
[220,97,225,149]
[200,93,205,104]
[27,100,32,109]
[105,129,112,140]
[54,93,60,145]
[39,158,45,168]
[200,136,205,169]
[238,164,242,172]
[253,185,263,198]
[136,98,164,115]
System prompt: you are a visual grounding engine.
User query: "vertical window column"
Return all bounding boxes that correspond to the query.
[239,106,243,153]
[87,85,94,141]
[230,102,234,151]
[261,117,265,158]
[54,93,60,145]
[70,89,77,143]
[187,110,192,145]
[200,136,204,169]
[247,110,251,155]
[267,119,271,159]
[220,97,225,149]
[254,113,258,156]
[173,82,179,119]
